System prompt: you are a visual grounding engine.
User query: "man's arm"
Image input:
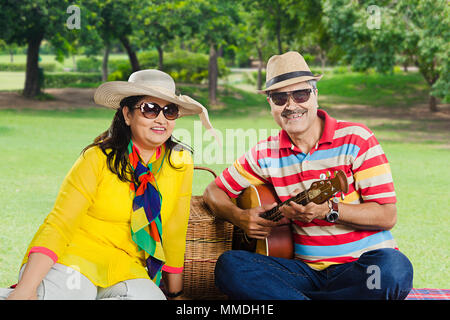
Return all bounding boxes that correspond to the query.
[203,181,278,239]
[335,202,397,230]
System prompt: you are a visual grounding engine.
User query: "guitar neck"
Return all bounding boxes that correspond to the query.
[260,189,310,220]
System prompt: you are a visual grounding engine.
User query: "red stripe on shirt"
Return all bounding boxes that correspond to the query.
[293,230,381,246]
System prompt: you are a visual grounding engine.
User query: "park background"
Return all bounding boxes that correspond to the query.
[0,0,448,290]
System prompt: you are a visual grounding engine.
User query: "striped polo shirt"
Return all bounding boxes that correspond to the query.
[215,109,398,270]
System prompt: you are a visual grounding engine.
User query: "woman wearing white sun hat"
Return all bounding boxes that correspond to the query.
[3,69,217,300]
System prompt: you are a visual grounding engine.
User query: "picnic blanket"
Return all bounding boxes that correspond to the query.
[3,284,449,300]
[405,288,450,300]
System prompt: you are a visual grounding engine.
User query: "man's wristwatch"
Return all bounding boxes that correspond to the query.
[325,197,340,223]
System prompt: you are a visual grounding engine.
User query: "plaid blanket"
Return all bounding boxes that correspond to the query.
[5,284,450,299]
[406,288,450,300]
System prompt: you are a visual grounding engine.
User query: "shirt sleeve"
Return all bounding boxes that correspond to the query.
[215,144,268,198]
[352,128,396,204]
[23,147,103,264]
[161,150,194,273]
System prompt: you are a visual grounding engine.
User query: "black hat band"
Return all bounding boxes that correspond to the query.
[265,71,314,89]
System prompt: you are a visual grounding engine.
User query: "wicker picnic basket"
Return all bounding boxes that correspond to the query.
[183,167,234,300]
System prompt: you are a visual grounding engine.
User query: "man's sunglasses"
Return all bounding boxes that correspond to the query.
[135,102,179,120]
[269,89,313,106]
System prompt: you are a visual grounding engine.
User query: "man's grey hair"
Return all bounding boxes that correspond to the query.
[307,80,317,90]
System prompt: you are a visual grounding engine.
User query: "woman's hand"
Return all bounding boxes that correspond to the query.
[167,293,190,300]
[6,287,38,300]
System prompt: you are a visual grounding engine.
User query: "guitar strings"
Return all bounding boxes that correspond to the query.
[261,182,340,221]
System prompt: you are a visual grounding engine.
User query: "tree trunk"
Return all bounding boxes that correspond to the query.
[419,65,439,112]
[319,49,326,72]
[257,47,263,91]
[23,35,43,98]
[102,43,110,82]
[157,45,163,71]
[208,43,218,105]
[276,19,282,54]
[120,36,140,73]
[403,62,408,72]
[428,94,438,112]
[9,49,14,63]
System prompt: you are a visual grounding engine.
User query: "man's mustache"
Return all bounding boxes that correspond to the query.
[281,108,307,118]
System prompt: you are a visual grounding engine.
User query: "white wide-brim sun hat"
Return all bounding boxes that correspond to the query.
[94,69,220,143]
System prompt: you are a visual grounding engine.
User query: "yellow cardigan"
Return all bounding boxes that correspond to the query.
[22,144,193,287]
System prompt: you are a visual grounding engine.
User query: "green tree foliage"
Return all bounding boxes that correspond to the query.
[185,0,241,105]
[136,0,194,71]
[396,0,449,110]
[81,0,144,73]
[0,0,75,97]
[322,0,449,111]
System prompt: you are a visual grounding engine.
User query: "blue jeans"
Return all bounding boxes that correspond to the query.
[215,248,413,300]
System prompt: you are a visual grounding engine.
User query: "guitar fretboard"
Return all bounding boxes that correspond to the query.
[260,189,310,221]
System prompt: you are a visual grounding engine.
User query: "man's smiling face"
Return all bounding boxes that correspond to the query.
[268,81,319,137]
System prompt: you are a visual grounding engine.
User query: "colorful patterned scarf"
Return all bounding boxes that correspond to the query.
[128,140,165,285]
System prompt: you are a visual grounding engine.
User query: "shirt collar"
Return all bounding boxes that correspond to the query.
[278,109,336,150]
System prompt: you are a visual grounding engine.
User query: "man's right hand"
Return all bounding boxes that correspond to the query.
[235,202,279,240]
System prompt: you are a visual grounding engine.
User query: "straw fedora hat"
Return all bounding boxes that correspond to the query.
[259,51,322,93]
[94,69,216,133]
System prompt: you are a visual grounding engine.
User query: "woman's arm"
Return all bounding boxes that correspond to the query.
[160,150,194,299]
[10,148,103,299]
[6,253,54,300]
[162,272,185,300]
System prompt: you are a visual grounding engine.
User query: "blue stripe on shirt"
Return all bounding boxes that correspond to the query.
[294,230,394,257]
[258,144,360,169]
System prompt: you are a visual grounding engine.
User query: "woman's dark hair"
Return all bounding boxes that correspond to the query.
[82,95,193,184]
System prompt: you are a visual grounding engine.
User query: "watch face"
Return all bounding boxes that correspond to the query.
[327,211,338,223]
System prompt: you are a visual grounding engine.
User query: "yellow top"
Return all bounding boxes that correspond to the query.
[22,144,193,287]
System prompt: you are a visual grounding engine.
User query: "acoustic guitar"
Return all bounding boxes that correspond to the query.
[232,170,349,259]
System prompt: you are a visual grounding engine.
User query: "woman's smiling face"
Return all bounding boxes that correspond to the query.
[122,95,176,152]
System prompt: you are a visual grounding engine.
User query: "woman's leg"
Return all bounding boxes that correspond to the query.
[0,288,14,300]
[97,278,166,300]
[19,263,97,300]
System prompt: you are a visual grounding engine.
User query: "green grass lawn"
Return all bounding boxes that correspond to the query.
[0,71,449,290]
[0,72,25,91]
[0,53,128,71]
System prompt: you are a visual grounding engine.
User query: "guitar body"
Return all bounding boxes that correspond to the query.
[233,184,294,259]
[232,170,349,260]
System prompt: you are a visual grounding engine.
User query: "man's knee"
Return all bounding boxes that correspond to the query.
[367,248,413,281]
[215,250,254,286]
[362,248,413,299]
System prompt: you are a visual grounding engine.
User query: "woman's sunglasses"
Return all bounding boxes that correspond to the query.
[135,102,179,120]
[269,89,313,106]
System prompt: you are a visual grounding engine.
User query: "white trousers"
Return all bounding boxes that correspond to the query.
[0,263,166,300]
